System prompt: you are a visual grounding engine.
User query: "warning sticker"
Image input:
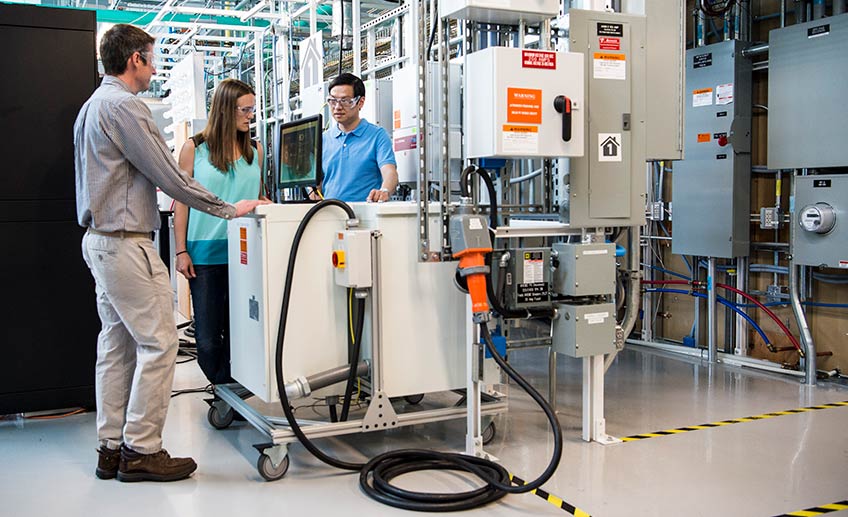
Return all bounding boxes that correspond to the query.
[839,260,848,269]
[716,83,734,105]
[393,109,401,129]
[507,88,543,124]
[585,311,609,325]
[593,52,626,80]
[239,226,248,265]
[502,125,539,154]
[393,129,418,151]
[523,251,544,283]
[697,133,711,143]
[598,133,622,162]
[522,50,557,69]
[599,37,621,50]
[693,88,713,107]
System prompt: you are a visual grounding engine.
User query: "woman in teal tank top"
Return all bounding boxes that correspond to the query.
[174,79,265,385]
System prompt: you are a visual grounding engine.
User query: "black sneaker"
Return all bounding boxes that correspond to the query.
[116,445,197,482]
[95,445,121,479]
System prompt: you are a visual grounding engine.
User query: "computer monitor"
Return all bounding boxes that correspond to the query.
[278,114,322,189]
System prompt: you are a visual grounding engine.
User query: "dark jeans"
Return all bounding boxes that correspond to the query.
[189,264,233,385]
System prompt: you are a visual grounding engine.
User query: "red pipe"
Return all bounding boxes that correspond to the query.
[717,283,803,354]
[640,279,803,354]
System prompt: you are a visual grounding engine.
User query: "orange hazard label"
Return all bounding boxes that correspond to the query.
[697,133,711,143]
[693,88,713,95]
[239,227,247,239]
[393,109,401,130]
[593,52,626,60]
[507,88,543,124]
[502,124,539,133]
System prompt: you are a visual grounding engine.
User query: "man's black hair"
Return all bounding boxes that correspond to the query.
[329,73,365,98]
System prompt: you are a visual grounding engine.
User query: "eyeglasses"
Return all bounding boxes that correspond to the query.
[137,50,153,66]
[235,106,257,116]
[327,96,361,109]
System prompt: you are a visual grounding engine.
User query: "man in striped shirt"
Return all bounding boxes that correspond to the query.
[74,24,267,482]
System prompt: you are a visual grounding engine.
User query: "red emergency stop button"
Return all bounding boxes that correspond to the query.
[717,135,728,147]
[332,250,346,269]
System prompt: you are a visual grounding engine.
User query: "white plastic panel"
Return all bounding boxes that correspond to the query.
[465,47,584,158]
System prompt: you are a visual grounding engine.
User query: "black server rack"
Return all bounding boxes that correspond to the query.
[0,4,100,414]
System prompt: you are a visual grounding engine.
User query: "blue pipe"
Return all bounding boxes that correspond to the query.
[645,288,771,345]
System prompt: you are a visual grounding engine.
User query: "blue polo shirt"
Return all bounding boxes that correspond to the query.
[322,118,396,202]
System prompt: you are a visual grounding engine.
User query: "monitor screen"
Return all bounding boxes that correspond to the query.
[278,114,322,189]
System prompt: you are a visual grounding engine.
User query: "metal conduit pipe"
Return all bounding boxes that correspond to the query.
[813,0,826,19]
[604,226,642,372]
[780,0,787,26]
[741,43,769,57]
[707,258,718,363]
[789,263,816,386]
[285,360,370,400]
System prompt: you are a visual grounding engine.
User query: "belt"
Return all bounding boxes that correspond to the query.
[88,228,154,240]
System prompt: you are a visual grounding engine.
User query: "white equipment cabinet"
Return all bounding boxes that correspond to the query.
[222,202,506,481]
[228,202,471,403]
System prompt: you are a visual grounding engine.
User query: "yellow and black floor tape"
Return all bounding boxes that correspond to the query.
[621,400,848,442]
[772,499,848,516]
[510,474,591,516]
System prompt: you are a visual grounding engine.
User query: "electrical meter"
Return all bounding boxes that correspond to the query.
[799,203,836,234]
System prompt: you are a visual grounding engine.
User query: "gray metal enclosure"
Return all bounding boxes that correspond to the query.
[672,40,752,259]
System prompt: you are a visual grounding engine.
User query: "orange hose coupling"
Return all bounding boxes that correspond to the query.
[455,249,492,319]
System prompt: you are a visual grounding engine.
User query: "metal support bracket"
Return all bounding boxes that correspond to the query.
[582,355,621,445]
[361,391,399,432]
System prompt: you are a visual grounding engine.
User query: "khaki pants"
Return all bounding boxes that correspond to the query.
[82,231,178,454]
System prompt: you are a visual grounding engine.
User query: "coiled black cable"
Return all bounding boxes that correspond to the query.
[275,199,563,511]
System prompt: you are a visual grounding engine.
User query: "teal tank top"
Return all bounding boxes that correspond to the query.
[187,142,262,265]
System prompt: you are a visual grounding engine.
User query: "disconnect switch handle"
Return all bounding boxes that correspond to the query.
[553,95,572,143]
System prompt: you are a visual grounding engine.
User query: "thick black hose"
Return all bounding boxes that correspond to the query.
[359,323,563,511]
[275,199,563,510]
[274,199,364,471]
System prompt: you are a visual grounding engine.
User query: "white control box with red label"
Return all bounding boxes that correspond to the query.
[465,47,584,158]
[333,229,372,288]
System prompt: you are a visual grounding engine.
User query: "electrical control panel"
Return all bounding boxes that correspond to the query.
[552,302,616,357]
[493,248,553,311]
[792,174,848,268]
[671,40,752,258]
[465,47,584,159]
[332,230,373,288]
[559,10,647,228]
[552,242,616,297]
[768,15,848,169]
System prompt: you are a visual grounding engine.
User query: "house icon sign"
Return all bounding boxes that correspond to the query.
[601,135,620,157]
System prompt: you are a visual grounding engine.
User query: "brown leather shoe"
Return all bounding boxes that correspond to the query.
[96,446,121,479]
[116,445,197,482]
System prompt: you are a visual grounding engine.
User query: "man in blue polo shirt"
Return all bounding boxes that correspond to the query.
[322,73,398,202]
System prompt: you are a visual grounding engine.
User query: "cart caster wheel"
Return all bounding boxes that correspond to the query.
[482,421,496,445]
[257,453,289,481]
[207,404,235,430]
[403,393,425,405]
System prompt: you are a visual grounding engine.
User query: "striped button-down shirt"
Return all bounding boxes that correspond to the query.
[74,76,236,232]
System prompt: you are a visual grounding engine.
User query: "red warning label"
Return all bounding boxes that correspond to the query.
[599,37,621,50]
[522,50,557,69]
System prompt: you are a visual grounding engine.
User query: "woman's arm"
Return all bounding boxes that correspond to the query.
[175,139,197,279]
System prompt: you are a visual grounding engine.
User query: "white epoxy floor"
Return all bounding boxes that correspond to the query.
[1,345,846,517]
